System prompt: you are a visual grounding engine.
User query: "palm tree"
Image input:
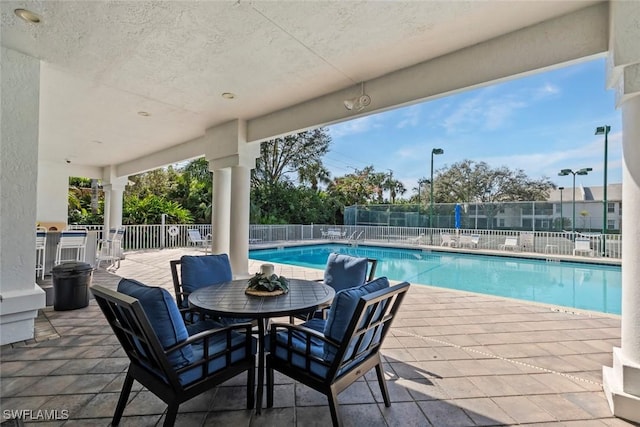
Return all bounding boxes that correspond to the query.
[389,180,406,203]
[298,162,331,191]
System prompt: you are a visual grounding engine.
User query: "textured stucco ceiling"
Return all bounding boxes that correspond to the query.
[0,1,601,170]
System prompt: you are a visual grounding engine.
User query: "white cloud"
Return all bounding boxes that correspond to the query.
[533,82,560,99]
[396,105,421,129]
[476,131,623,180]
[329,116,381,138]
[440,81,560,134]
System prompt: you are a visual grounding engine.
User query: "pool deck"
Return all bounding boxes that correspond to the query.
[1,248,632,426]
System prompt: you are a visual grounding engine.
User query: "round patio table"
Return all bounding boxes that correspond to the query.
[189,278,335,414]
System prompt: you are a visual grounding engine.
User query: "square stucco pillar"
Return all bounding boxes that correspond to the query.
[0,47,46,345]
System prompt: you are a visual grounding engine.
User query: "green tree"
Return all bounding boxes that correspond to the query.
[68,177,103,224]
[434,160,554,203]
[127,167,178,199]
[252,128,331,187]
[327,166,378,207]
[388,178,406,204]
[170,158,212,223]
[298,162,332,191]
[122,194,192,225]
[251,181,336,224]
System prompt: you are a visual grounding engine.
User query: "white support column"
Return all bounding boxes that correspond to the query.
[0,47,45,345]
[205,120,260,277]
[211,168,231,255]
[603,94,640,423]
[103,190,112,234]
[102,175,127,231]
[229,165,251,277]
[109,183,126,230]
[602,3,640,421]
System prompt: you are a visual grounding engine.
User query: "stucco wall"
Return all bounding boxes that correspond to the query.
[0,47,45,344]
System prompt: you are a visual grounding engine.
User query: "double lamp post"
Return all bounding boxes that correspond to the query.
[558,168,592,236]
[557,125,610,240]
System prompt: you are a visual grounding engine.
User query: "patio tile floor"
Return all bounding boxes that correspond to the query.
[1,248,635,426]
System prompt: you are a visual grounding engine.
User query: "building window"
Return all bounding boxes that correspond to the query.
[619,202,622,216]
[607,219,616,230]
[499,219,505,227]
[608,202,615,213]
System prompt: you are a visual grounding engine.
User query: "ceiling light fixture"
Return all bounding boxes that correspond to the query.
[137,111,150,117]
[14,9,41,23]
[344,82,371,112]
[221,92,236,99]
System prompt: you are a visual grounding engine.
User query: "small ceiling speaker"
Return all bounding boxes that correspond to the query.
[344,83,371,111]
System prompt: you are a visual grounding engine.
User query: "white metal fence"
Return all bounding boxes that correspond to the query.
[77,223,621,259]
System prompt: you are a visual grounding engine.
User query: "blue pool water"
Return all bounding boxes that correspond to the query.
[249,244,622,315]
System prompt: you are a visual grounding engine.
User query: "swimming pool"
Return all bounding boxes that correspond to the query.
[249,244,622,315]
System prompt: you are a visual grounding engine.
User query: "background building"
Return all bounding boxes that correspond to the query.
[345,184,622,233]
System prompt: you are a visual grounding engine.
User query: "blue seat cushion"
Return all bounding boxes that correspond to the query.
[323,253,368,292]
[180,319,257,386]
[323,277,390,360]
[117,278,192,369]
[180,254,232,294]
[273,318,329,379]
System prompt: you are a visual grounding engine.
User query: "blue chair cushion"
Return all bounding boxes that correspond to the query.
[180,254,232,294]
[180,319,257,386]
[323,277,390,360]
[117,278,192,369]
[273,318,329,379]
[323,253,368,292]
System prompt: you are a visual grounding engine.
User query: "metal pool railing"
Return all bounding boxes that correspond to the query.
[72,223,621,259]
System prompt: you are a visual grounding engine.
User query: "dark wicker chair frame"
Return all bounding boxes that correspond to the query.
[91,285,255,427]
[268,282,410,427]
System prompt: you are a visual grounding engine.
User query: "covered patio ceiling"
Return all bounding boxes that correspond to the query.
[1,1,605,176]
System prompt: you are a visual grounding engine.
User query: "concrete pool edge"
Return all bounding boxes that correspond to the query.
[249,239,622,267]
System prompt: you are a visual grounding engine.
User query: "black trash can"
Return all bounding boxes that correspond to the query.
[52,262,93,311]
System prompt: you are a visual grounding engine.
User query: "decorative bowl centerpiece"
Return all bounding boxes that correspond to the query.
[246,264,289,296]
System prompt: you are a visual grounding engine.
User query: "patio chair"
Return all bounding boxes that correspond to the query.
[91,280,256,427]
[458,234,480,249]
[440,233,457,247]
[96,227,125,271]
[291,253,377,322]
[187,229,212,253]
[499,236,519,251]
[170,254,256,327]
[267,278,410,427]
[408,233,426,244]
[573,238,594,256]
[54,230,88,265]
[519,232,535,252]
[35,227,47,279]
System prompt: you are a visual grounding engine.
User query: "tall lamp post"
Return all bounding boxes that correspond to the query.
[558,186,564,231]
[429,148,444,230]
[595,125,611,237]
[558,168,592,237]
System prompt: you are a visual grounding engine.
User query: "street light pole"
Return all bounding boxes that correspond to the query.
[558,168,592,238]
[595,126,611,236]
[429,148,444,230]
[558,186,564,231]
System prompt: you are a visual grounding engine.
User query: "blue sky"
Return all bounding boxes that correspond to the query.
[325,58,622,196]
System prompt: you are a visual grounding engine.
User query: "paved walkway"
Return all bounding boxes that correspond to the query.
[1,248,633,426]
